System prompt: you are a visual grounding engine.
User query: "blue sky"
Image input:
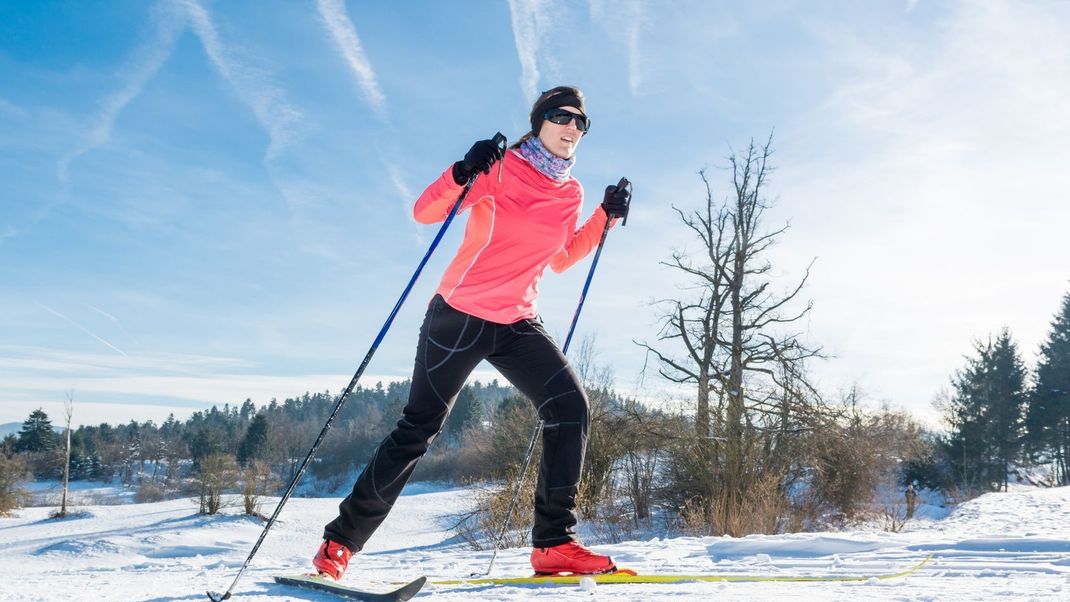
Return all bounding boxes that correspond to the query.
[2,0,1068,428]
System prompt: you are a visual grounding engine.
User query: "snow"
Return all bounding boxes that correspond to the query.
[24,479,137,506]
[2,483,1069,601]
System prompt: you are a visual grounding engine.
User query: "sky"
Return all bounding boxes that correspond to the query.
[1,0,1068,429]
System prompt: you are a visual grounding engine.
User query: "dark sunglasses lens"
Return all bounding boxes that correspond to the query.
[545,110,589,132]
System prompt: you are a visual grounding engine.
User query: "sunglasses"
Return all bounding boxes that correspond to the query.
[543,108,590,133]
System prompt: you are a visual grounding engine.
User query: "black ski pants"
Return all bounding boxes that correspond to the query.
[324,294,590,552]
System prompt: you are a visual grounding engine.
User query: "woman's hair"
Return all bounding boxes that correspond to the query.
[511,85,586,149]
[509,131,535,150]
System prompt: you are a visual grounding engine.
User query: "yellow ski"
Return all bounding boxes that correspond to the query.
[432,554,933,586]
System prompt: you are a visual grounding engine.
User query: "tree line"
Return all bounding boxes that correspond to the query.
[0,379,513,510]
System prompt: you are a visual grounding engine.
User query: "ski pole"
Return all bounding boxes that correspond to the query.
[562,177,630,354]
[208,133,507,602]
[484,177,630,576]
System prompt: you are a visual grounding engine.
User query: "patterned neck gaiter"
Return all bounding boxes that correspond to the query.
[518,135,575,181]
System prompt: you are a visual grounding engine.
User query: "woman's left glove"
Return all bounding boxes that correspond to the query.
[452,138,506,185]
[601,180,631,219]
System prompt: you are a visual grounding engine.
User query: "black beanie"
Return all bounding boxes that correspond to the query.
[530,86,586,135]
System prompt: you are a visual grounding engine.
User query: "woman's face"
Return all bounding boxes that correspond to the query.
[538,105,584,159]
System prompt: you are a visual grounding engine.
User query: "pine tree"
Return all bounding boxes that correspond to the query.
[944,349,989,495]
[239,399,256,423]
[444,385,483,443]
[237,413,270,467]
[15,409,57,453]
[986,330,1028,491]
[944,331,1027,493]
[2,434,17,456]
[1025,291,1070,484]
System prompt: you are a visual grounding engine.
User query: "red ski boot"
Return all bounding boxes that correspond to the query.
[530,540,615,575]
[312,539,353,581]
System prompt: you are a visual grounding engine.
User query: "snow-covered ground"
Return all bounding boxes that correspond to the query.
[2,483,1069,601]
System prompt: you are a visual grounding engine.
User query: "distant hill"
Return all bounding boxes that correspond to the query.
[0,422,21,437]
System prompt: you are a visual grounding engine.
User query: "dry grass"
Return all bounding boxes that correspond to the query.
[454,463,539,551]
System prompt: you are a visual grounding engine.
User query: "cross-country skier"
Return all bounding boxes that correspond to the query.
[313,85,631,580]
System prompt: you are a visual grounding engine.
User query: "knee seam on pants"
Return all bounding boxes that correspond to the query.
[541,363,569,387]
[536,389,582,414]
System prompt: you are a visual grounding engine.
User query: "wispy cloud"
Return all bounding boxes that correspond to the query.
[84,303,119,323]
[507,0,548,103]
[819,2,1070,154]
[624,5,643,95]
[85,303,144,349]
[511,1,644,100]
[57,2,185,184]
[0,345,419,425]
[388,164,416,212]
[36,304,128,357]
[388,163,426,242]
[0,97,27,119]
[774,1,1070,410]
[6,372,346,406]
[0,345,254,375]
[315,0,388,118]
[589,0,645,95]
[175,0,303,161]
[0,225,16,246]
[313,0,415,243]
[387,166,414,202]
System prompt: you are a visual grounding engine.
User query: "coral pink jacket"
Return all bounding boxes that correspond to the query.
[414,149,616,324]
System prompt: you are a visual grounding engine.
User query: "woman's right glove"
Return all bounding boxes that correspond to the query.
[601,179,631,219]
[452,138,506,185]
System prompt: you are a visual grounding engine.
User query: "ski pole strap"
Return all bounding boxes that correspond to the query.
[494,133,507,183]
[618,177,631,227]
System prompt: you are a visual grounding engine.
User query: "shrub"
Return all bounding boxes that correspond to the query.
[454,464,538,550]
[796,407,932,523]
[0,454,29,515]
[136,480,167,503]
[451,397,542,550]
[241,461,278,519]
[195,454,238,515]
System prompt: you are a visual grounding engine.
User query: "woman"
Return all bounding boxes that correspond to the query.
[314,86,631,579]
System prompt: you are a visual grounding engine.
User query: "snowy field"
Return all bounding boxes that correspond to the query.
[2,483,1070,601]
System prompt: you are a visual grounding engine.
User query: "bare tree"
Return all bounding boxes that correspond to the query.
[58,390,74,518]
[638,134,823,534]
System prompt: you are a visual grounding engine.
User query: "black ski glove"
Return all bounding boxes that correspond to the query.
[601,180,631,220]
[452,138,506,185]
